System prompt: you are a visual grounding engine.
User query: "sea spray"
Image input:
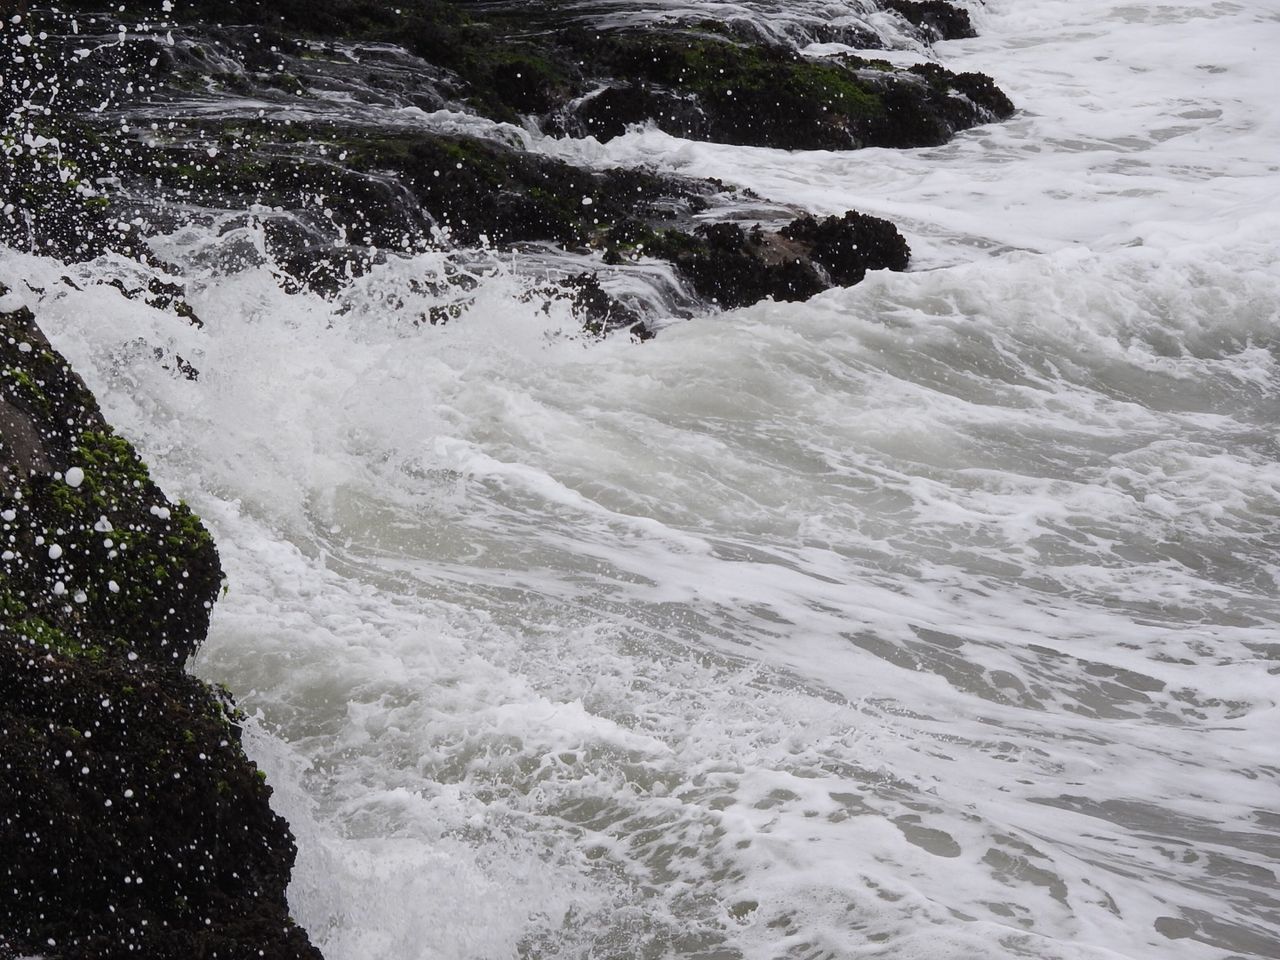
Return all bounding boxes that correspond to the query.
[2,0,1278,957]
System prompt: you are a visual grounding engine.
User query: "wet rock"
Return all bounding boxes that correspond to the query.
[780,211,913,285]
[103,277,204,328]
[647,212,911,309]
[0,652,318,960]
[660,221,827,309]
[556,32,891,150]
[53,1,1011,152]
[884,0,977,42]
[0,287,322,959]
[16,1,1016,325]
[559,273,650,340]
[567,82,710,144]
[343,132,715,247]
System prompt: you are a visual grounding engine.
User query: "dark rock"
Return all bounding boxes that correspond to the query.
[568,83,709,144]
[14,1,1011,324]
[559,273,647,339]
[354,133,716,248]
[649,212,911,309]
[834,61,1013,149]
[0,287,322,959]
[884,0,977,42]
[529,25,1009,151]
[0,126,129,264]
[780,211,913,285]
[558,32,890,150]
[929,66,1016,120]
[0,651,317,959]
[0,312,220,664]
[103,278,205,328]
[48,1,1011,152]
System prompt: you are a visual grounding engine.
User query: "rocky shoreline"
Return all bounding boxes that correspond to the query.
[0,283,321,958]
[5,0,1011,331]
[1,2,1013,955]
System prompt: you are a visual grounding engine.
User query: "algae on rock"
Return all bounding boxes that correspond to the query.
[0,286,322,960]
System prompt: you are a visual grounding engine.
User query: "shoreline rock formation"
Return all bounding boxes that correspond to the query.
[5,0,1012,332]
[0,284,322,959]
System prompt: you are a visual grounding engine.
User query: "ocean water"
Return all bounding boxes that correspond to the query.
[4,0,1279,958]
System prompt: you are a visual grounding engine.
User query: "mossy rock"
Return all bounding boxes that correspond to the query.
[1,303,221,665]
[638,211,911,309]
[780,211,912,285]
[552,28,1011,150]
[1,287,323,959]
[46,1,1011,151]
[560,32,885,149]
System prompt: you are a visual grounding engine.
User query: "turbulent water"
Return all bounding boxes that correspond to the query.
[4,0,1280,957]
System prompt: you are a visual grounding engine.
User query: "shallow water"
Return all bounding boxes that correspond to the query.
[4,0,1279,957]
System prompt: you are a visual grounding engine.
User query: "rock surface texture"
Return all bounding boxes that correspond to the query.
[0,284,322,960]
[4,0,1012,331]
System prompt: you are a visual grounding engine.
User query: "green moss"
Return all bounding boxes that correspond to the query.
[74,433,217,560]
[77,430,143,478]
[459,45,574,119]
[3,367,48,406]
[595,34,882,120]
[0,588,104,659]
[49,481,86,517]
[546,30,903,148]
[647,228,705,257]
[31,428,216,652]
[54,430,148,514]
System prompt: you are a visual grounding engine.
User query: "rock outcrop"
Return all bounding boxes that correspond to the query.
[0,285,321,959]
[3,0,1013,331]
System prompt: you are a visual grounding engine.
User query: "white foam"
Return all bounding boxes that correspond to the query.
[4,0,1280,957]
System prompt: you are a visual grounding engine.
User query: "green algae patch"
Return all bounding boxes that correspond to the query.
[2,292,221,664]
[594,33,883,116]
[564,32,888,148]
[5,416,221,664]
[0,587,107,659]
